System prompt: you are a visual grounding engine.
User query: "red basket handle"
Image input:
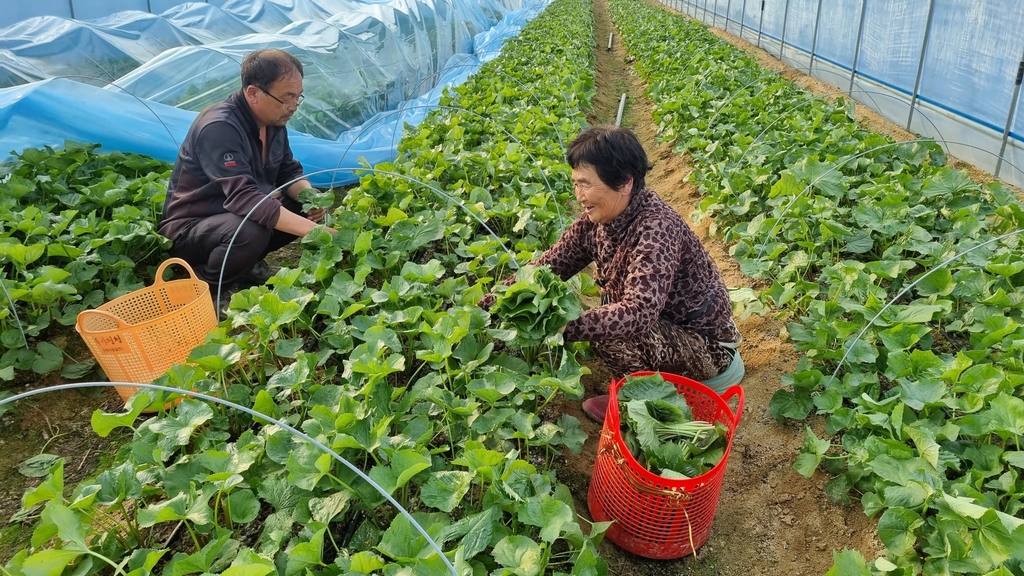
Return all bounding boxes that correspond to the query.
[76,308,131,332]
[721,385,744,425]
[152,257,200,286]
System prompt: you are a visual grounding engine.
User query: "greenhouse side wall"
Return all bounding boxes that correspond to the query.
[659,0,1024,192]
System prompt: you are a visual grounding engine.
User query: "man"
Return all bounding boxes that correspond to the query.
[485,127,744,421]
[159,48,333,307]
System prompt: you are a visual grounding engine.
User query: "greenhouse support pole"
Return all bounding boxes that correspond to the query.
[848,0,869,96]
[756,0,765,48]
[741,0,748,37]
[68,0,75,18]
[996,55,1024,177]
[779,0,791,60]
[907,0,937,130]
[146,0,152,13]
[703,0,709,23]
[726,0,733,33]
[713,0,720,28]
[809,0,824,73]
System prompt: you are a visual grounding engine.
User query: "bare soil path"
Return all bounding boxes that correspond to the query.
[552,1,885,574]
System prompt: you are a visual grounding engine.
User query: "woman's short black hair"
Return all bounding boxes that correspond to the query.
[241,49,304,90]
[566,126,650,192]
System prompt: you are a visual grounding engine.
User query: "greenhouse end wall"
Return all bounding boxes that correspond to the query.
[660,0,1024,191]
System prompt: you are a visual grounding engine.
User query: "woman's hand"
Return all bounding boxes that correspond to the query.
[478,293,496,310]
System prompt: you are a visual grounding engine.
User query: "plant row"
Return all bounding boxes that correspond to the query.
[608,0,1024,574]
[4,0,610,575]
[0,144,172,383]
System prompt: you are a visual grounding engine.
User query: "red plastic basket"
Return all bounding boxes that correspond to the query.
[587,371,744,560]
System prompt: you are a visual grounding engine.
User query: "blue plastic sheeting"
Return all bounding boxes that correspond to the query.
[919,0,1024,130]
[0,0,548,188]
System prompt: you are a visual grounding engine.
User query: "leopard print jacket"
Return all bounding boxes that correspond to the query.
[535,187,740,345]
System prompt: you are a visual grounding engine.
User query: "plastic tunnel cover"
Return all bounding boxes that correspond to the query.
[0,0,548,186]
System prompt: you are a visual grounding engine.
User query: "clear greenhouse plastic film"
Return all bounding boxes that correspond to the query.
[0,0,545,186]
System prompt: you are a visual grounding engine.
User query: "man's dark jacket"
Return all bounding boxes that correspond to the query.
[159,90,304,242]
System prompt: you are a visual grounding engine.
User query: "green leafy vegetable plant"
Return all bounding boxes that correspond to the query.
[618,374,728,479]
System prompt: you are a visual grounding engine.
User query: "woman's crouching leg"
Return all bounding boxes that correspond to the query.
[592,319,733,381]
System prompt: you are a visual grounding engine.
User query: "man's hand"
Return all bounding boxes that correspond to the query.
[307,207,327,223]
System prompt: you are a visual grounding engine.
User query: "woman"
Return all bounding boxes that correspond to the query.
[490,126,743,421]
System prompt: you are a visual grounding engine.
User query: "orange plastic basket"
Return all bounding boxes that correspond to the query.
[587,371,744,560]
[75,258,218,403]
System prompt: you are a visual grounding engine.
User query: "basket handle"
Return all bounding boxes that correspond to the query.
[153,257,200,285]
[721,385,745,425]
[76,308,131,331]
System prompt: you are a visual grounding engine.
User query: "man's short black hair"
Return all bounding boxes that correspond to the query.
[566,126,650,192]
[241,49,304,89]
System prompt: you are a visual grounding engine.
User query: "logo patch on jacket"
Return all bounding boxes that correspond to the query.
[223,153,236,167]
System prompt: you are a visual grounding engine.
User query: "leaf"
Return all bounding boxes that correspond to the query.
[902,423,940,469]
[23,459,64,509]
[519,494,575,543]
[922,167,977,197]
[43,502,89,549]
[557,414,587,454]
[793,427,831,478]
[21,549,84,576]
[347,552,385,574]
[914,269,954,297]
[439,507,500,560]
[390,450,431,489]
[877,507,923,558]
[308,491,350,525]
[251,390,281,425]
[149,399,214,447]
[899,378,946,411]
[187,343,243,372]
[824,549,871,576]
[618,374,678,402]
[376,512,448,561]
[91,395,149,437]
[137,492,213,528]
[768,389,813,422]
[492,535,543,576]
[419,470,475,513]
[284,530,324,576]
[60,360,97,379]
[877,324,931,352]
[31,342,64,374]
[18,454,61,478]
[791,157,846,198]
[226,489,260,524]
[220,565,274,576]
[387,218,444,252]
[986,393,1024,438]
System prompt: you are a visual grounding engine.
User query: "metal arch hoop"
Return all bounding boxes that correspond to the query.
[0,381,460,576]
[826,228,1024,388]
